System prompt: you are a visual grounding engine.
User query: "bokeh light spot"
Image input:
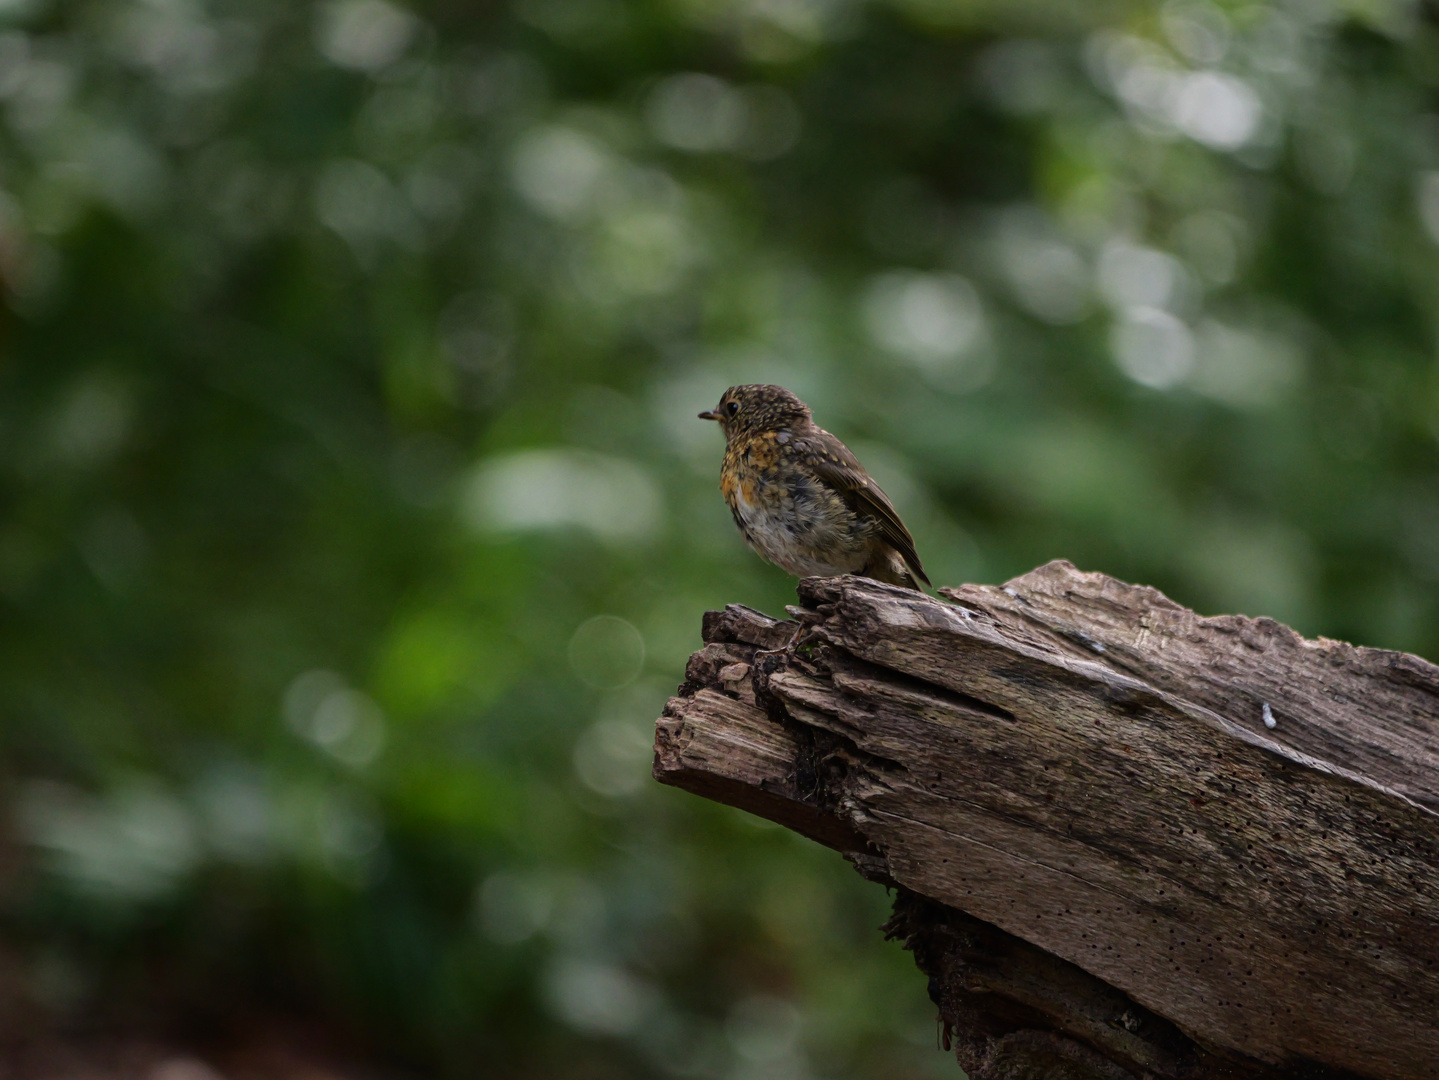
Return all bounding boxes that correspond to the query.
[1175,72,1260,150]
[1190,319,1303,409]
[862,270,986,377]
[1161,0,1231,64]
[994,210,1092,324]
[547,958,655,1035]
[16,780,200,901]
[574,716,653,796]
[1111,307,1195,389]
[568,615,645,689]
[477,870,555,944]
[509,126,610,221]
[315,0,417,72]
[726,994,801,1062]
[284,671,386,768]
[647,73,746,153]
[1096,240,1188,312]
[463,449,663,545]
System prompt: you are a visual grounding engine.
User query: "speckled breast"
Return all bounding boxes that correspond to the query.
[720,434,874,577]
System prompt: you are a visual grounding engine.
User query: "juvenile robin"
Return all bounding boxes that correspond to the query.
[699,384,930,591]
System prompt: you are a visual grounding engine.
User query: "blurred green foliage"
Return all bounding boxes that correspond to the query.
[2,0,1439,1075]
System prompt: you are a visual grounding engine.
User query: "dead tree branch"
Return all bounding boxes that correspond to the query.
[654,561,1439,1080]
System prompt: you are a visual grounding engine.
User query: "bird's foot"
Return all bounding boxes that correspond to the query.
[752,623,817,662]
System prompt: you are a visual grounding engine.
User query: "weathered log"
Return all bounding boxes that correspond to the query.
[653,561,1439,1080]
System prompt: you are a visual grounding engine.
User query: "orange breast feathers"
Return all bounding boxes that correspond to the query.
[719,467,758,510]
[720,435,782,499]
[743,434,782,471]
[719,463,739,505]
[719,438,776,511]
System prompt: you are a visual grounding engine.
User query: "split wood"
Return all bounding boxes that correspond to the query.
[654,561,1439,1080]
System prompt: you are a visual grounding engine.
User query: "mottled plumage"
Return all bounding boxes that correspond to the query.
[699,384,929,591]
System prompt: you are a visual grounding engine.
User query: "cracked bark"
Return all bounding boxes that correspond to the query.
[653,561,1439,1080]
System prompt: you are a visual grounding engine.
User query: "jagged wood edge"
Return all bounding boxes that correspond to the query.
[656,571,1439,1080]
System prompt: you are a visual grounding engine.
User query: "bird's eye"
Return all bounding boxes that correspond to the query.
[726,401,739,417]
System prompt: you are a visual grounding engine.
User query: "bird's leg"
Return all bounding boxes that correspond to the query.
[752,623,817,661]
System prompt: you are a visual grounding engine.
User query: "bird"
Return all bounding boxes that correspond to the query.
[699,384,930,592]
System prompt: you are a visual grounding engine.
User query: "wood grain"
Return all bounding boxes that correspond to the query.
[944,561,1439,812]
[654,564,1439,1080]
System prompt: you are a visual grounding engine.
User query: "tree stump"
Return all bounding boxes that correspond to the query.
[653,561,1439,1080]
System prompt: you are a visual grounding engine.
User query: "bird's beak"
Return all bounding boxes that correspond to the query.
[698,409,720,421]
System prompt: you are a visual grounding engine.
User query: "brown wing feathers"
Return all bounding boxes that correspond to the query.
[802,430,931,588]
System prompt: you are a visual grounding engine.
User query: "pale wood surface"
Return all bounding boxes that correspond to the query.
[654,562,1439,1080]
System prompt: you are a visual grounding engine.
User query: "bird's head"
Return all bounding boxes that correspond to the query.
[699,384,812,441]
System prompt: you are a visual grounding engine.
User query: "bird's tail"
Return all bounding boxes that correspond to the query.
[863,547,926,592]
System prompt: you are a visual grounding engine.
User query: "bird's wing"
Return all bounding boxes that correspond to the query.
[799,429,931,588]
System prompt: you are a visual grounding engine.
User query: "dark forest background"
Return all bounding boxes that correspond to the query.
[2,0,1439,1076]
